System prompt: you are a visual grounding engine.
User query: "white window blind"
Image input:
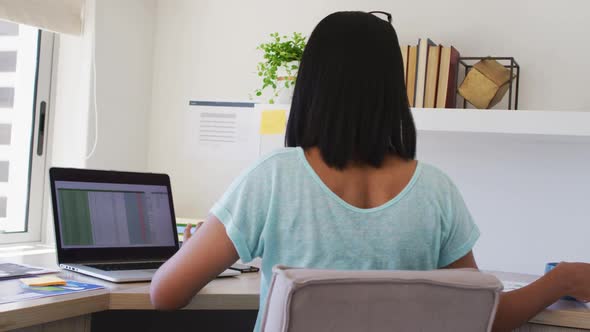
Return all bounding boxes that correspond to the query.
[0,0,84,35]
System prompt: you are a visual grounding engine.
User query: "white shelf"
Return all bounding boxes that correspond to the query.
[411,108,590,137]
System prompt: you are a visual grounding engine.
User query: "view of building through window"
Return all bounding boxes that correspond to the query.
[0,20,42,234]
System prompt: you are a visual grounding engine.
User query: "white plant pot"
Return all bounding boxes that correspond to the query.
[275,76,295,104]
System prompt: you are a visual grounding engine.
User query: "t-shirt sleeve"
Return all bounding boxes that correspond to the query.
[438,179,480,268]
[209,166,270,263]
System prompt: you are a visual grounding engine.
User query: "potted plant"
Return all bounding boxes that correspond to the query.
[254,32,306,104]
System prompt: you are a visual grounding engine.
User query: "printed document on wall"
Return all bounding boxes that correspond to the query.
[186,101,261,162]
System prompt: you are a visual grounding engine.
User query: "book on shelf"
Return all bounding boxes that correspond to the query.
[424,44,442,108]
[436,46,460,108]
[414,38,437,108]
[400,45,409,85]
[401,39,460,109]
[405,45,418,107]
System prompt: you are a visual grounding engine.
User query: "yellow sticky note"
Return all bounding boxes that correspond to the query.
[21,276,66,287]
[260,110,287,135]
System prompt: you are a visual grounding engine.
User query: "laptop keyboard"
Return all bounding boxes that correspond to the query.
[86,262,164,271]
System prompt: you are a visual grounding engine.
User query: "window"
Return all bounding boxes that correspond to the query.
[0,21,53,243]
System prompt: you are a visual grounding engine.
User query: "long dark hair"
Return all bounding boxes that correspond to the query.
[285,11,416,169]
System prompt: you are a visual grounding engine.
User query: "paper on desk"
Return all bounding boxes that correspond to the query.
[0,280,104,304]
[0,292,40,303]
[501,280,530,292]
[187,101,260,162]
[20,276,66,287]
[0,262,56,280]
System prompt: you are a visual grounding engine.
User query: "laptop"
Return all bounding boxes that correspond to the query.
[49,167,240,283]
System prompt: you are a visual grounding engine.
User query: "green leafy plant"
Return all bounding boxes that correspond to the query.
[255,32,306,104]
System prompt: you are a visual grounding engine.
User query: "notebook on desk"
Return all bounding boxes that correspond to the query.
[49,168,240,283]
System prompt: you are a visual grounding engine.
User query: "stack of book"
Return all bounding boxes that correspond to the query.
[401,39,460,108]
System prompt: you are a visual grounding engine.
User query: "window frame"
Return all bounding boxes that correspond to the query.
[0,29,54,244]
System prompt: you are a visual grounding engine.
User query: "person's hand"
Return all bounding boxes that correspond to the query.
[183,223,203,243]
[556,262,590,302]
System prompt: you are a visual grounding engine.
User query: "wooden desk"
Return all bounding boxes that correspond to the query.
[0,252,588,331]
[0,251,260,331]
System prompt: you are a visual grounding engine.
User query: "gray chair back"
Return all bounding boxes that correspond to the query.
[261,266,503,332]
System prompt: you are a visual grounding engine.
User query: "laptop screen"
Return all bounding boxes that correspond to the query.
[54,181,176,249]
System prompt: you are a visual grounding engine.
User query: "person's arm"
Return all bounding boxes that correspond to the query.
[445,251,590,332]
[150,215,238,310]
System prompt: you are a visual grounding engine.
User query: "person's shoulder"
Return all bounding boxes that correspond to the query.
[232,148,301,184]
[413,162,465,215]
[258,147,301,164]
[220,148,300,199]
[249,147,301,172]
[415,162,456,190]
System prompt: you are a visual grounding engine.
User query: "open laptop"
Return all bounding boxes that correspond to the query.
[49,168,240,283]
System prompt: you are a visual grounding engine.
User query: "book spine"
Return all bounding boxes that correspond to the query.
[403,45,409,85]
[446,46,460,108]
[433,45,443,109]
[415,38,436,108]
[414,39,424,108]
[406,46,418,107]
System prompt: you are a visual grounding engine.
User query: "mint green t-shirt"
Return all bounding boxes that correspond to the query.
[210,147,479,331]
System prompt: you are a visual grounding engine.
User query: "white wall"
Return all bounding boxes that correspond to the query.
[44,0,156,242]
[150,0,590,112]
[85,0,156,171]
[416,131,590,275]
[146,0,590,274]
[50,0,155,171]
[149,0,590,218]
[49,23,93,170]
[36,0,589,273]
[44,0,96,242]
